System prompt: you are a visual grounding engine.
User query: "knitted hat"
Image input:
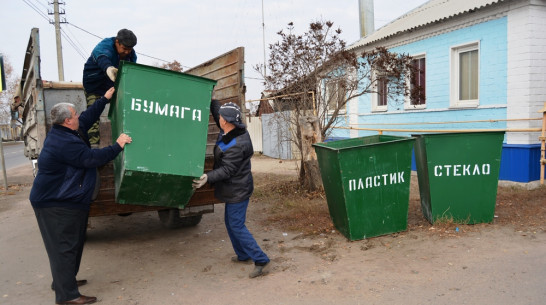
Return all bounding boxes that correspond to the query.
[219,102,245,129]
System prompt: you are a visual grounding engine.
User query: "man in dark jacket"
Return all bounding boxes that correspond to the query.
[82,28,137,146]
[193,101,270,278]
[30,87,132,305]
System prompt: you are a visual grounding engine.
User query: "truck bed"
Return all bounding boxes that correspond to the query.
[19,28,246,222]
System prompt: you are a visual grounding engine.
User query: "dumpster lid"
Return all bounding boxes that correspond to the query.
[411,131,505,138]
[313,135,414,151]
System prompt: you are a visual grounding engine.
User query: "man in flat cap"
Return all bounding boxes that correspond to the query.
[82,29,137,147]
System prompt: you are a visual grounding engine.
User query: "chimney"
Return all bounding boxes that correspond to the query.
[359,0,375,38]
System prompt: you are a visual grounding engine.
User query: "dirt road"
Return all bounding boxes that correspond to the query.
[0,158,545,305]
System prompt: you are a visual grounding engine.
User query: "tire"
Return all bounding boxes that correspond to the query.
[157,209,203,229]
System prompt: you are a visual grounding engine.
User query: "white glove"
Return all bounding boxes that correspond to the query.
[106,66,118,82]
[192,174,208,189]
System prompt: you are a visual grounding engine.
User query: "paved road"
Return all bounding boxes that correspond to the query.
[0,158,545,305]
[0,141,31,171]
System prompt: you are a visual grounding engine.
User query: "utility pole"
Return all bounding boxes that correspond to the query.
[0,55,8,191]
[261,0,267,77]
[49,0,67,81]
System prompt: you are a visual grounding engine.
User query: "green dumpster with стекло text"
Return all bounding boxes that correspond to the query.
[413,132,505,224]
[108,61,217,209]
[313,135,415,240]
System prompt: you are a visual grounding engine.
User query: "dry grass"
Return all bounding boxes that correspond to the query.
[495,185,546,231]
[253,173,334,235]
[253,171,546,237]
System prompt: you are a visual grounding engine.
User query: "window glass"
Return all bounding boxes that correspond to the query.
[326,80,346,111]
[450,42,479,107]
[411,57,426,105]
[377,77,388,106]
[459,50,478,100]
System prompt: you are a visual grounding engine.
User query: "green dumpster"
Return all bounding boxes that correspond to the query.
[413,132,504,224]
[313,135,415,240]
[109,61,217,208]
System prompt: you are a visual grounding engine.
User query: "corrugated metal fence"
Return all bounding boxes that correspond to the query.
[260,112,294,159]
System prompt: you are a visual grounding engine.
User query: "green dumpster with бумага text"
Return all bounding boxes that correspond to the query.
[108,61,217,209]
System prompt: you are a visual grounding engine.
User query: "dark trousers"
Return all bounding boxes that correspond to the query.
[33,207,88,303]
[224,199,269,264]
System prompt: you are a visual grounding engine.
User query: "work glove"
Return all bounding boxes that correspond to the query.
[192,174,208,189]
[106,66,118,82]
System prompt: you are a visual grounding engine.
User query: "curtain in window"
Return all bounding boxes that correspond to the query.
[411,58,426,105]
[378,77,388,106]
[327,80,346,110]
[459,50,478,100]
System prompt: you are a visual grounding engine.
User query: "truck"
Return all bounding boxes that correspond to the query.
[19,28,247,228]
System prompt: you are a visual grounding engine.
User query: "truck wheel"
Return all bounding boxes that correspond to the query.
[157,209,203,229]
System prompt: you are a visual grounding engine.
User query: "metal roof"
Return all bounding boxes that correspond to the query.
[349,0,504,49]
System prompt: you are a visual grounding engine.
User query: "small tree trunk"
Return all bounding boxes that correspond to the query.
[299,115,323,191]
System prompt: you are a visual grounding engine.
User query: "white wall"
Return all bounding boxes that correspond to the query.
[507,0,546,144]
[246,116,263,152]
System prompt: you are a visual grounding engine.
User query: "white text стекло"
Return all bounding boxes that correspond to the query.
[433,163,491,177]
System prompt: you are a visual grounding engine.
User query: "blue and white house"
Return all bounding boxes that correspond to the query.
[337,0,546,183]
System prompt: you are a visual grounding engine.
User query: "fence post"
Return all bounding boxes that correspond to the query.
[0,128,8,191]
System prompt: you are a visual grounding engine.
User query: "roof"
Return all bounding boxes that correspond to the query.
[349,0,504,49]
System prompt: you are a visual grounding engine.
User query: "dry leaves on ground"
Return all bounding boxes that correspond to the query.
[253,172,546,238]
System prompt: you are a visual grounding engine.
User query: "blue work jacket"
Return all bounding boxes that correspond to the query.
[29,97,123,210]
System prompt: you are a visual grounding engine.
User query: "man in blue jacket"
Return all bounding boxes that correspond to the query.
[82,29,137,146]
[193,101,270,278]
[30,87,132,305]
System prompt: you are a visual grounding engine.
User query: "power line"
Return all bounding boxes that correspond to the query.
[21,0,50,21]
[21,0,260,80]
[66,22,102,40]
[67,22,186,66]
[60,29,86,60]
[64,25,89,57]
[32,0,49,11]
[22,1,199,70]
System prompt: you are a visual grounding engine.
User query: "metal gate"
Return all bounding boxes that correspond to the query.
[261,111,293,159]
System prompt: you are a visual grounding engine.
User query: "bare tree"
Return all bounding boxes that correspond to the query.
[255,21,419,191]
[160,60,184,72]
[0,55,19,125]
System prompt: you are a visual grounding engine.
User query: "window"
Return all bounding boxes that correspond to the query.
[326,80,346,112]
[451,42,479,107]
[372,70,388,112]
[405,55,426,109]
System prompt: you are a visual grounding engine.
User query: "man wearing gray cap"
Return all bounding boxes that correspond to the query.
[193,100,270,278]
[82,29,137,146]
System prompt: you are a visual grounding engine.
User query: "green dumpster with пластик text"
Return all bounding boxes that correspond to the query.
[313,135,415,240]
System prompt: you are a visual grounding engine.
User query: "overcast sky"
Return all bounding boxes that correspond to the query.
[1,0,428,101]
